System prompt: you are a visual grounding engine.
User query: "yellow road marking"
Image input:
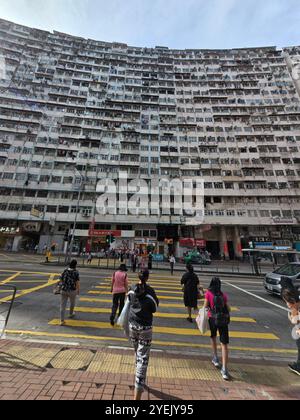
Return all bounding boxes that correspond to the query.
[49,319,278,340]
[88,290,202,301]
[79,297,240,311]
[96,286,184,294]
[5,329,296,354]
[0,272,21,285]
[74,306,255,323]
[0,270,59,276]
[0,274,58,303]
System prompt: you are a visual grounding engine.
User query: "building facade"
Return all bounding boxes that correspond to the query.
[1,18,300,258]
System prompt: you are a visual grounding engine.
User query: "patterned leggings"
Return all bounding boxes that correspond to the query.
[129,324,153,391]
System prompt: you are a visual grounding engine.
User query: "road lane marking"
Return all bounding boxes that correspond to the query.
[0,272,21,285]
[0,274,58,303]
[74,306,255,322]
[95,286,184,294]
[79,297,240,311]
[88,290,201,301]
[224,282,289,312]
[48,319,278,340]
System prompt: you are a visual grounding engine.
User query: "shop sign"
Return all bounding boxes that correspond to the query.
[152,254,164,262]
[180,238,206,248]
[0,226,20,235]
[22,222,41,233]
[272,218,294,225]
[89,229,121,237]
[30,208,42,218]
[254,242,274,249]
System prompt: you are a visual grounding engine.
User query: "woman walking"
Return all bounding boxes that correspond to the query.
[60,260,80,326]
[110,264,129,326]
[281,280,300,376]
[181,264,202,323]
[128,269,159,400]
[204,277,231,381]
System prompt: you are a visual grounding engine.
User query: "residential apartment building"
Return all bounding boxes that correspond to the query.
[1,18,300,259]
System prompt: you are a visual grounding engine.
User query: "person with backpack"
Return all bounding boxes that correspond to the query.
[128,269,159,401]
[60,260,80,326]
[204,277,231,381]
[110,264,129,326]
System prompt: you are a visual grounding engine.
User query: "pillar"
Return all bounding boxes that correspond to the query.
[233,226,243,259]
[219,226,229,260]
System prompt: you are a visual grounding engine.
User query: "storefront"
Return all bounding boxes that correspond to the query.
[0,224,20,250]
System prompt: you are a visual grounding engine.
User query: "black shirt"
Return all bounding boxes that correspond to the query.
[128,284,159,327]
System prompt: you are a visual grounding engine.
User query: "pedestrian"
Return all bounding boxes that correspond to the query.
[281,278,300,376]
[131,253,138,273]
[128,269,159,401]
[181,264,203,323]
[60,260,80,326]
[204,277,231,381]
[169,255,176,275]
[148,252,153,271]
[110,264,129,326]
[87,252,93,265]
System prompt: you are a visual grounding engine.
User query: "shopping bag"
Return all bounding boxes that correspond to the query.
[117,299,131,337]
[196,307,209,335]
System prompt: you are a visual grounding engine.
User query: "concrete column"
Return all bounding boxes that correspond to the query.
[12,236,22,252]
[219,226,229,260]
[233,226,243,259]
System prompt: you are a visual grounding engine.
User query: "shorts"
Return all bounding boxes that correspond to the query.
[209,318,229,345]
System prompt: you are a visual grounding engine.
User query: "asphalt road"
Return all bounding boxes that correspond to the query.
[0,259,297,364]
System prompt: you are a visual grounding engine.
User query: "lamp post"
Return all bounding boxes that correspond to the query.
[66,169,84,264]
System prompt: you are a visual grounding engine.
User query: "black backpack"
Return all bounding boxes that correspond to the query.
[211,293,230,327]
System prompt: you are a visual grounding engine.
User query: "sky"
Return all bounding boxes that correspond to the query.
[0,0,299,50]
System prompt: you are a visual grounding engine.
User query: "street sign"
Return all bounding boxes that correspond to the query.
[30,208,42,218]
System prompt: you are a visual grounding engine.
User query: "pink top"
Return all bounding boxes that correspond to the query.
[205,290,228,318]
[112,271,128,294]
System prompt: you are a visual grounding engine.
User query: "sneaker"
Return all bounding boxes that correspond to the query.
[110,318,115,327]
[187,317,193,323]
[60,321,66,327]
[288,363,300,376]
[212,357,221,368]
[221,368,230,381]
[69,313,76,319]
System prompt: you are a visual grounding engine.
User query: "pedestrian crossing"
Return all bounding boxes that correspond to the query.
[47,272,282,354]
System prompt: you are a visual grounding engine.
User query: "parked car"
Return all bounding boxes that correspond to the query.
[264,263,300,296]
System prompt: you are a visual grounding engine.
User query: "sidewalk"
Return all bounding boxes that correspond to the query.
[0,339,299,400]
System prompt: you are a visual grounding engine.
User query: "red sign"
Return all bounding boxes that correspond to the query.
[180,238,206,248]
[89,230,122,237]
[195,240,206,248]
[180,238,195,247]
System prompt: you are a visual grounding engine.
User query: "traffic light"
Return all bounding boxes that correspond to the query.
[106,235,111,245]
[110,235,115,243]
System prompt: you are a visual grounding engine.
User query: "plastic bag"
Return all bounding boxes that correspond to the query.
[117,299,130,337]
[196,307,209,335]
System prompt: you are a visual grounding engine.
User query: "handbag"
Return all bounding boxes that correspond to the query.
[196,307,209,335]
[53,281,63,295]
[292,325,300,340]
[117,298,131,337]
